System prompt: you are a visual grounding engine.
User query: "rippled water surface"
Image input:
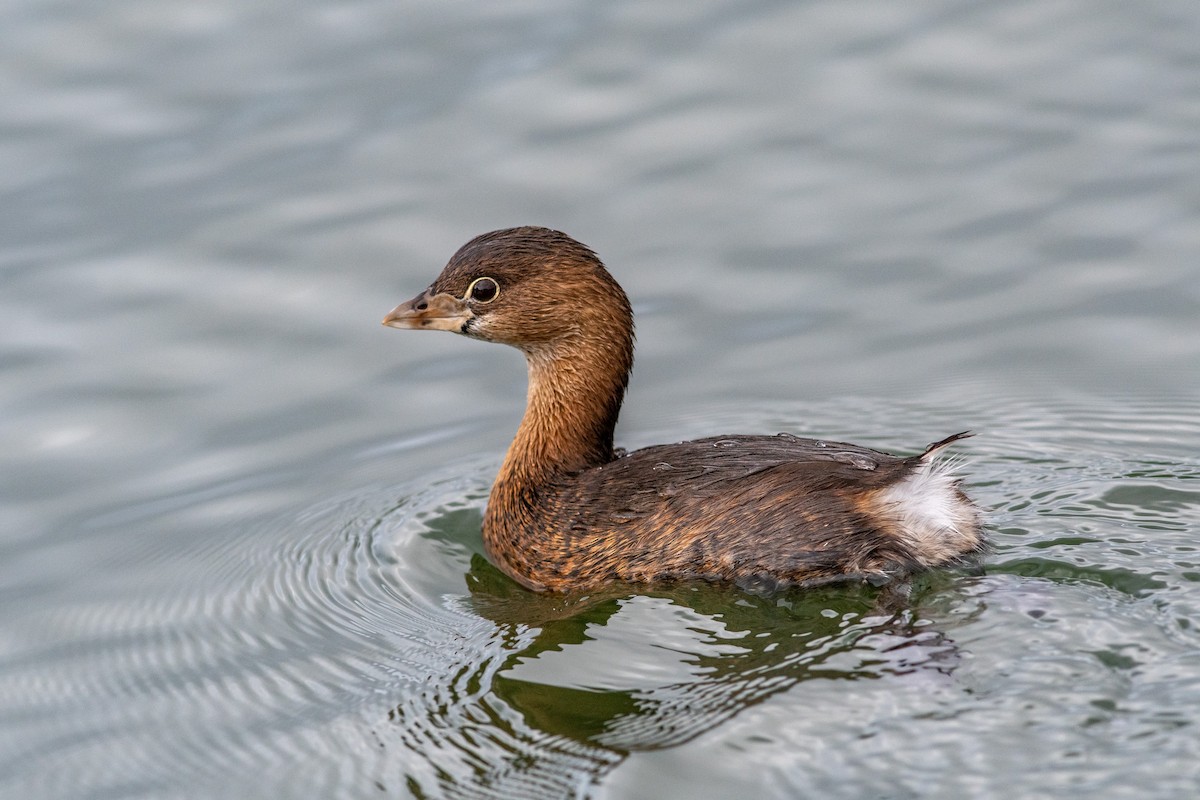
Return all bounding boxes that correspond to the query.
[3,1,1199,798]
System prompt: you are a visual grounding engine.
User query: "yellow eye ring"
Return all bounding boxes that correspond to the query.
[465,276,500,304]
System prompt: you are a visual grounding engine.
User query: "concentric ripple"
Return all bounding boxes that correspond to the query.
[3,395,1200,799]
[0,458,509,798]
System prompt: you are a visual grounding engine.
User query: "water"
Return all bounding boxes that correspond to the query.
[2,1,1199,798]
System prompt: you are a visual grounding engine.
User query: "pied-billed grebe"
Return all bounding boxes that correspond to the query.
[384,227,984,594]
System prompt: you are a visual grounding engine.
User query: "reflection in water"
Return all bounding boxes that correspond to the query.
[380,550,972,798]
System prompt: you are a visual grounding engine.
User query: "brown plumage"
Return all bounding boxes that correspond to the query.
[384,227,985,593]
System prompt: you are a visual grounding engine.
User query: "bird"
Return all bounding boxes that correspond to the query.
[383,226,984,594]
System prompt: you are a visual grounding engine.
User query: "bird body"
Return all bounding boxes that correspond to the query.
[384,227,984,593]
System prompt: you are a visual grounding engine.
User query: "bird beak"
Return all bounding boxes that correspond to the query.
[382,289,473,332]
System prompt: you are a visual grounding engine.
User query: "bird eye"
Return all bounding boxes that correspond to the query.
[466,277,499,304]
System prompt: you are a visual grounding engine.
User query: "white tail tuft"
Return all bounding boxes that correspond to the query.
[874,444,982,566]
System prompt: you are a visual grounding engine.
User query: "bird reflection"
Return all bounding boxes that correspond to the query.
[379,553,971,799]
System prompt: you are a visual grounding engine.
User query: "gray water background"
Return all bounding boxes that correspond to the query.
[2,1,1199,798]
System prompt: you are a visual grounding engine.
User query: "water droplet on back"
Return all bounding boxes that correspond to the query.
[832,452,877,470]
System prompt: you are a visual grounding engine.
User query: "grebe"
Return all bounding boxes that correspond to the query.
[383,227,984,593]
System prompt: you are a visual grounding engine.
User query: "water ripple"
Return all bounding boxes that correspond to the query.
[4,395,1200,798]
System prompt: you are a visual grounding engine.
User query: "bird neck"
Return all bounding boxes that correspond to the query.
[500,332,632,484]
